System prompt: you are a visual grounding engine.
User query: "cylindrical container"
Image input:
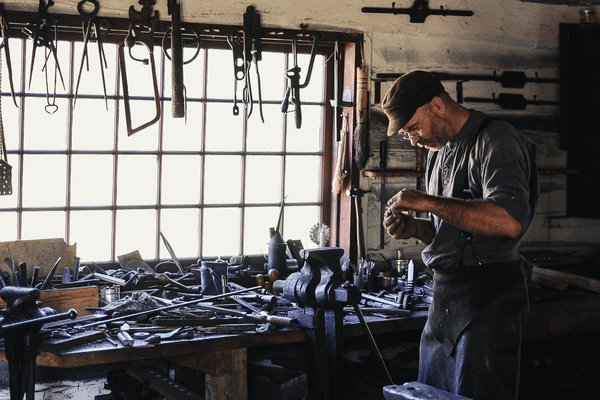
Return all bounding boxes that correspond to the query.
[100,285,120,303]
[267,231,288,276]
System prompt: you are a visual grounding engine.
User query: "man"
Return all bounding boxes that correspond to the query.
[382,70,539,400]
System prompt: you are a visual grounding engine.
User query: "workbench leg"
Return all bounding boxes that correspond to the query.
[205,348,247,400]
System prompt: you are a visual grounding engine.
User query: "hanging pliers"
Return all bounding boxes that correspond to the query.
[0,5,18,107]
[74,0,109,109]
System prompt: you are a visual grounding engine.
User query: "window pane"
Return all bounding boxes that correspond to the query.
[203,207,240,257]
[160,208,200,259]
[180,47,205,99]
[283,205,320,248]
[116,155,157,205]
[286,105,323,152]
[22,155,67,207]
[22,211,65,240]
[115,209,156,258]
[246,104,284,152]
[244,206,280,255]
[0,212,17,242]
[162,101,203,151]
[245,155,282,204]
[205,102,243,151]
[71,210,113,262]
[72,98,116,151]
[204,155,241,204]
[256,52,286,99]
[23,98,69,151]
[161,155,201,205]
[71,154,114,206]
[206,49,234,99]
[285,155,321,203]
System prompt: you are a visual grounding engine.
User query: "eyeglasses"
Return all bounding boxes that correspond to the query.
[398,103,429,140]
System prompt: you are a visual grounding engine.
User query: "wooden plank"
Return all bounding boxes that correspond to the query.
[532,266,600,293]
[0,286,99,317]
[40,286,99,316]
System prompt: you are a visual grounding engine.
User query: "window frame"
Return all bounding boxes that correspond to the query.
[0,9,362,264]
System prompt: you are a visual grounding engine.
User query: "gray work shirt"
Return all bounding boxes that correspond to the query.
[421,111,539,270]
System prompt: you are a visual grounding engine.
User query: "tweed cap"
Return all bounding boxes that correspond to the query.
[382,70,444,137]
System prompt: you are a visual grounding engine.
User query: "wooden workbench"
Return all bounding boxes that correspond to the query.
[0,310,428,400]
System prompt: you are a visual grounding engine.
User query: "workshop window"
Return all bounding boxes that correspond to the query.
[0,36,328,263]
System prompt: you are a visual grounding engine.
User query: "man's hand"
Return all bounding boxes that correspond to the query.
[383,207,418,240]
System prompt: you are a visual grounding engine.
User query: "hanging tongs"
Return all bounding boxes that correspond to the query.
[23,0,65,92]
[74,0,110,110]
[281,25,319,129]
[119,0,161,136]
[0,5,17,108]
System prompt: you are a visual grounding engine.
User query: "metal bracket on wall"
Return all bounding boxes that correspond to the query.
[362,0,474,23]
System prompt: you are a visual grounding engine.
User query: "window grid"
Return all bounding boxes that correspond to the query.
[0,35,329,263]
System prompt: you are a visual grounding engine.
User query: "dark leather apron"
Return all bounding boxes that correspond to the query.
[418,260,530,400]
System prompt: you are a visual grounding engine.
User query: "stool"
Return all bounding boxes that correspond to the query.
[383,381,473,400]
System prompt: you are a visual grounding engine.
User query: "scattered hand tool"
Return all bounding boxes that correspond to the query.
[79,285,263,330]
[61,266,71,284]
[144,326,194,343]
[74,0,109,110]
[117,322,134,346]
[0,5,18,107]
[37,257,61,290]
[159,231,184,275]
[157,273,197,293]
[30,266,40,288]
[119,0,160,135]
[191,302,295,327]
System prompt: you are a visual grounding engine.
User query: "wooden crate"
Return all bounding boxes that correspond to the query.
[0,286,99,317]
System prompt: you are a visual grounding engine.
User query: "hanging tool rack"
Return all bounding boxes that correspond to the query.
[0,5,361,133]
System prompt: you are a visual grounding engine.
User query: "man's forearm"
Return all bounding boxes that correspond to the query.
[424,195,522,238]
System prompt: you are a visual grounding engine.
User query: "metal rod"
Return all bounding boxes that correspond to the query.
[353,303,394,385]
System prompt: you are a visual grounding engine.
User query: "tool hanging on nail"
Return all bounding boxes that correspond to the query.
[162,0,201,119]
[119,0,161,136]
[379,140,388,249]
[23,0,65,94]
[281,24,319,129]
[227,6,264,121]
[0,5,18,108]
[74,0,110,110]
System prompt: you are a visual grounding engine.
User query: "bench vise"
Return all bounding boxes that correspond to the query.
[273,247,361,400]
[0,286,77,400]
